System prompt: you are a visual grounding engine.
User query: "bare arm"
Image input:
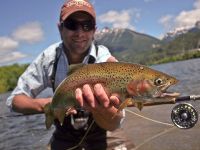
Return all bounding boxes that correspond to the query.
[12,94,51,115]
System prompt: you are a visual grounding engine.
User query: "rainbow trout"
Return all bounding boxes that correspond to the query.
[44,62,179,129]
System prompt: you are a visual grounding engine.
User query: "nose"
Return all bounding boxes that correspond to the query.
[75,25,85,33]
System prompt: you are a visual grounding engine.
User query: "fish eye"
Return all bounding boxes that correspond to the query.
[154,78,163,86]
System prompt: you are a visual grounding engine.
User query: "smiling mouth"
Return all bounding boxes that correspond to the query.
[74,41,84,44]
[73,38,86,42]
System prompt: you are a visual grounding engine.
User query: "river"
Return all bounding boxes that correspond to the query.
[0,58,200,150]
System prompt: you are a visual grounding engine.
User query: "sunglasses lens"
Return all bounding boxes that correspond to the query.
[82,21,95,31]
[63,19,77,30]
[63,19,95,31]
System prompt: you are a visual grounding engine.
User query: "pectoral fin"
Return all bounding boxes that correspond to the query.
[118,98,144,111]
[112,98,134,119]
[118,98,134,112]
[134,102,144,111]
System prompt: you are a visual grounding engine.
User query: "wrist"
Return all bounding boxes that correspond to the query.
[31,98,52,113]
[91,106,123,131]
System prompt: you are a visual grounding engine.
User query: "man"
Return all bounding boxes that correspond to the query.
[6,0,134,149]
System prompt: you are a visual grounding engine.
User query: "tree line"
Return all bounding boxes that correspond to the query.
[0,64,28,93]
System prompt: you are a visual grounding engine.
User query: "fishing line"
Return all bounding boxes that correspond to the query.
[66,120,95,150]
[133,127,176,150]
[1,111,95,150]
[125,109,173,126]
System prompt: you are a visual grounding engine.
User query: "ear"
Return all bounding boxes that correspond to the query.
[57,22,63,40]
[57,22,63,33]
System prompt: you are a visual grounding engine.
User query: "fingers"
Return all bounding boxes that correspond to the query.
[75,83,116,109]
[75,88,84,107]
[94,84,110,107]
[82,84,95,108]
[66,107,77,115]
[106,56,118,62]
[110,95,120,106]
[75,84,96,108]
[75,83,122,113]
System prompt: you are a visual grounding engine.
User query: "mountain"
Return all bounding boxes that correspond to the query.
[161,29,200,54]
[94,23,200,65]
[95,28,161,63]
[163,21,200,42]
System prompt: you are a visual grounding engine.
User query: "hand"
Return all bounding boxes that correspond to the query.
[75,83,120,110]
[74,83,124,131]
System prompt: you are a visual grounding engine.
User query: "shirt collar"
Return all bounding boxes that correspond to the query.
[86,42,97,64]
[89,42,97,60]
[59,42,97,64]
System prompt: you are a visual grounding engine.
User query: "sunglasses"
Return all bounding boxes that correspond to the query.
[62,18,95,32]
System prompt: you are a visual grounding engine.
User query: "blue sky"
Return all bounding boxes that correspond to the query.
[0,0,200,66]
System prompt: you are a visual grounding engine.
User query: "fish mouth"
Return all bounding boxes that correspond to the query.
[158,92,180,98]
[153,82,180,98]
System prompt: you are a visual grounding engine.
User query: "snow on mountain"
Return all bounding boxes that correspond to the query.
[163,21,200,41]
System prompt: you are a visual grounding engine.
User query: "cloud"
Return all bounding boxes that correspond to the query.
[12,22,44,44]
[159,15,174,31]
[0,51,27,65]
[159,0,200,31]
[98,9,140,30]
[0,21,44,65]
[174,9,200,28]
[0,37,19,51]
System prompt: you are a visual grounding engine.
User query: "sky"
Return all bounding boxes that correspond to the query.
[0,0,200,66]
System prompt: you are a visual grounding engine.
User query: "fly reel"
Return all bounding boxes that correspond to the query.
[171,103,198,129]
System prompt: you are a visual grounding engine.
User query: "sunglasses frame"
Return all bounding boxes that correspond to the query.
[62,18,95,32]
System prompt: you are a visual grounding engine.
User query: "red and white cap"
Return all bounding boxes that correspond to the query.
[60,0,96,22]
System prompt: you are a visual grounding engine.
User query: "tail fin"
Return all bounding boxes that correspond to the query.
[44,103,54,129]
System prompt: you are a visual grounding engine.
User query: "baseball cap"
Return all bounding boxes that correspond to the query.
[60,0,96,23]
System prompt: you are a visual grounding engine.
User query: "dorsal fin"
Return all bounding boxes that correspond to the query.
[67,64,85,76]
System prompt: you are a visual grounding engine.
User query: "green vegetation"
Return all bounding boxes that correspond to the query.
[148,50,200,65]
[145,30,200,65]
[0,64,28,93]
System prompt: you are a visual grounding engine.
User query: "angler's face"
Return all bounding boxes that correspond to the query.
[59,12,96,55]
